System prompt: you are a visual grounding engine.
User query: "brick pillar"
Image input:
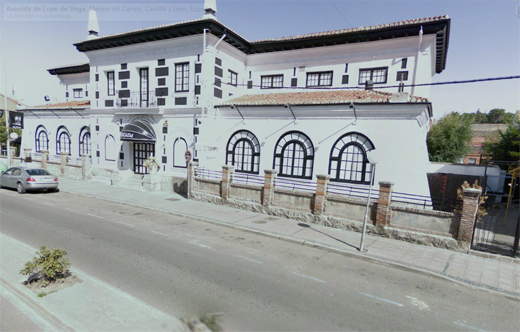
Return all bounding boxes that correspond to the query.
[458,188,482,242]
[188,161,198,199]
[221,165,234,199]
[314,174,330,214]
[263,170,277,207]
[376,181,394,227]
[40,150,49,169]
[81,154,91,180]
[59,152,69,175]
[24,148,32,162]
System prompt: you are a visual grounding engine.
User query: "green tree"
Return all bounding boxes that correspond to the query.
[487,108,506,123]
[482,119,520,167]
[427,112,473,163]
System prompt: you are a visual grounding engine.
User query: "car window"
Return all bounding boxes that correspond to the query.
[13,169,22,176]
[26,169,52,176]
[3,168,14,175]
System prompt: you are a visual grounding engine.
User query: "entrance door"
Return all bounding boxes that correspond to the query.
[133,142,155,174]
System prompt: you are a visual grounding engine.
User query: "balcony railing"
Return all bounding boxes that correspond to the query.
[115,91,159,108]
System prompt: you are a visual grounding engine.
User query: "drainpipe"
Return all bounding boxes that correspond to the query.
[213,33,226,50]
[411,26,423,96]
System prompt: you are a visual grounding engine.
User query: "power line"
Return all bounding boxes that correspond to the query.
[221,75,520,90]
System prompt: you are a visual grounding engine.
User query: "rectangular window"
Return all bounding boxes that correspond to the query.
[228,70,238,86]
[73,88,83,98]
[401,58,408,69]
[139,68,149,107]
[396,71,409,81]
[107,71,115,96]
[175,62,189,92]
[261,75,283,89]
[306,71,333,87]
[358,67,388,84]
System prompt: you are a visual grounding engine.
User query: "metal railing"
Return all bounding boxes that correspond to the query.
[195,168,222,181]
[231,172,265,186]
[274,176,317,192]
[115,91,159,108]
[327,181,379,202]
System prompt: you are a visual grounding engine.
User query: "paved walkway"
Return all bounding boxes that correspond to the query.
[1,176,519,331]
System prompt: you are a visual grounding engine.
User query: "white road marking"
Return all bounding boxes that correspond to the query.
[406,296,430,311]
[43,202,55,206]
[189,240,212,249]
[87,213,104,219]
[65,208,79,213]
[453,321,488,332]
[360,292,404,307]
[117,221,135,228]
[292,272,326,283]
[235,255,263,265]
[151,230,170,237]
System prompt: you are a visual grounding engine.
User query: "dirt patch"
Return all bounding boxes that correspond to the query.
[23,274,83,297]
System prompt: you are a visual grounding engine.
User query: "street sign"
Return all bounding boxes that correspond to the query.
[185,150,192,162]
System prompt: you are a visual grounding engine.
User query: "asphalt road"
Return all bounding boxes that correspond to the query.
[1,189,519,331]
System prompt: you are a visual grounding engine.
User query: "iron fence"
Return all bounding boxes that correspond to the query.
[195,168,222,181]
[231,172,265,186]
[274,177,317,192]
[327,182,379,202]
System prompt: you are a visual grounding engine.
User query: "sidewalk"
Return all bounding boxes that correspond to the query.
[57,177,520,298]
[0,233,192,332]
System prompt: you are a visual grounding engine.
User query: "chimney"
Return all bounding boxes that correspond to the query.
[364,80,373,90]
[87,10,99,40]
[203,0,217,19]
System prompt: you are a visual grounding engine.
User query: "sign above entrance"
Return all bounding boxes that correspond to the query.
[120,120,156,142]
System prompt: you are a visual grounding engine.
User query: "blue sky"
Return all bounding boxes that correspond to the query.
[1,0,519,118]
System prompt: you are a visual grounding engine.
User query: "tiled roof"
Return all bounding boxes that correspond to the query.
[251,15,449,43]
[30,100,90,109]
[219,90,429,106]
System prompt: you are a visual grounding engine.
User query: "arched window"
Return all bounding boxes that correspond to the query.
[273,131,314,179]
[329,132,375,184]
[56,126,71,155]
[79,126,91,156]
[173,137,188,168]
[35,125,49,152]
[226,130,260,174]
[105,135,116,161]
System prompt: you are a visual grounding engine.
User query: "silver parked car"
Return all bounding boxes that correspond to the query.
[0,167,59,194]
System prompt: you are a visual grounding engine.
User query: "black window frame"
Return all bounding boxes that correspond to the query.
[228,70,238,87]
[73,88,83,98]
[226,130,260,174]
[261,74,284,89]
[79,126,91,156]
[35,125,49,152]
[328,132,375,184]
[358,67,388,85]
[396,71,409,82]
[306,71,333,87]
[107,71,115,96]
[175,62,190,92]
[56,126,71,155]
[139,68,149,107]
[273,131,314,179]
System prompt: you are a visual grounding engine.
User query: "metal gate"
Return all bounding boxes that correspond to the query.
[133,142,155,174]
[471,198,520,257]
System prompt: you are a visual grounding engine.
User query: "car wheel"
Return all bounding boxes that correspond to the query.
[17,182,26,194]
[53,188,60,193]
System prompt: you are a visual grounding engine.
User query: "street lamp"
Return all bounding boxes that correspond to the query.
[359,150,377,252]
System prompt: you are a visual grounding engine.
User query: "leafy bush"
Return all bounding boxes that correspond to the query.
[20,246,71,287]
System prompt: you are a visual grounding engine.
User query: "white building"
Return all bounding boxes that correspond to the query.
[20,1,450,197]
